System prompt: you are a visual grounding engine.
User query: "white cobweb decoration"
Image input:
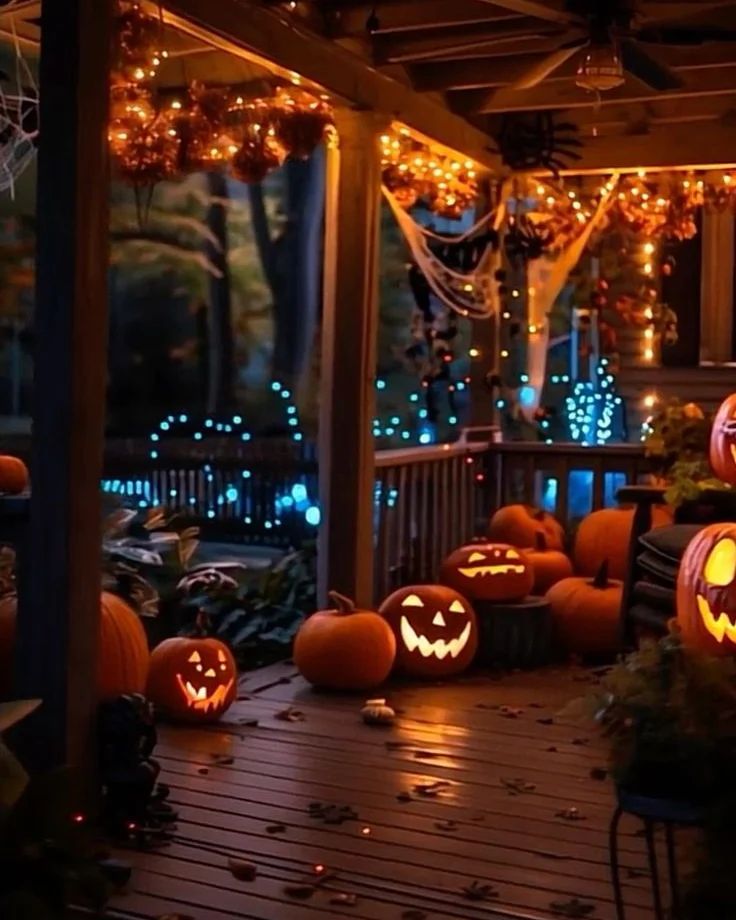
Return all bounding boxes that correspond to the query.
[0,7,38,197]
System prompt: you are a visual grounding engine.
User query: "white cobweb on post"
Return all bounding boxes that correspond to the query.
[0,2,38,198]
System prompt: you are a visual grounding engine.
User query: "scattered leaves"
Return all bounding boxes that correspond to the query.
[550,897,596,917]
[401,911,427,920]
[499,706,524,719]
[210,754,234,766]
[462,881,499,901]
[434,820,458,832]
[556,807,586,822]
[196,767,209,775]
[227,858,257,882]
[330,893,357,907]
[307,803,359,825]
[266,823,287,834]
[275,707,305,722]
[284,884,315,900]
[537,717,555,725]
[501,777,536,795]
[412,781,451,798]
[396,792,412,803]
[627,867,649,879]
[238,718,259,728]
[589,767,608,781]
[571,737,589,746]
[546,746,558,753]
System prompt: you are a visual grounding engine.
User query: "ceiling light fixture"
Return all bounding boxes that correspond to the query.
[575,43,625,93]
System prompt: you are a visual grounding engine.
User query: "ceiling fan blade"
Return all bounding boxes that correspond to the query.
[510,40,588,90]
[637,27,736,45]
[475,0,581,25]
[642,2,736,22]
[621,39,684,90]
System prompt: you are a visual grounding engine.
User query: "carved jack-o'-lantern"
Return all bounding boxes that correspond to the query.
[677,524,736,656]
[146,637,237,722]
[379,584,478,678]
[710,393,736,485]
[439,542,534,602]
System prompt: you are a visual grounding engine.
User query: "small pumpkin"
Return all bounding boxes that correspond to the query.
[525,533,573,594]
[546,560,623,657]
[0,591,149,700]
[573,505,672,582]
[440,542,533,602]
[379,584,477,679]
[710,393,736,485]
[147,636,238,721]
[676,523,736,656]
[294,592,396,691]
[0,455,28,495]
[488,504,564,551]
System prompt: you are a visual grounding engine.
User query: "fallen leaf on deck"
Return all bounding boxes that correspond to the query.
[227,858,257,881]
[330,893,357,906]
[627,867,649,879]
[413,750,441,760]
[537,717,555,725]
[238,718,259,728]
[157,915,196,920]
[461,881,499,901]
[413,781,451,797]
[401,911,427,920]
[546,746,558,753]
[307,803,359,825]
[556,807,586,821]
[284,884,314,900]
[589,767,607,781]
[275,707,305,722]
[475,702,500,710]
[266,823,287,834]
[196,767,209,775]
[501,777,536,794]
[571,738,589,746]
[236,694,251,701]
[277,676,293,685]
[499,706,524,718]
[210,754,234,766]
[550,897,596,917]
[396,792,413,803]
[470,812,486,822]
[434,820,458,832]
[529,702,544,709]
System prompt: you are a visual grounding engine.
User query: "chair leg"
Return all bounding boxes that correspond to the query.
[665,823,682,919]
[644,819,665,920]
[609,806,626,920]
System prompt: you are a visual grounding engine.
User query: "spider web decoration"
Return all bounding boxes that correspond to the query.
[0,10,38,198]
[492,113,582,176]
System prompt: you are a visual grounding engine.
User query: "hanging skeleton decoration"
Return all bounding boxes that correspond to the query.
[492,113,582,176]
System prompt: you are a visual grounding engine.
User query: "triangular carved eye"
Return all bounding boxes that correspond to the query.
[468,552,485,563]
[401,593,424,607]
[506,549,520,559]
[705,538,736,586]
[188,651,201,663]
[449,600,465,614]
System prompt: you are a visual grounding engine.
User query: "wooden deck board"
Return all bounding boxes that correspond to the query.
[109,665,664,920]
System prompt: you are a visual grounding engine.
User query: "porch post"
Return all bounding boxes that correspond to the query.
[318,109,383,607]
[15,0,112,770]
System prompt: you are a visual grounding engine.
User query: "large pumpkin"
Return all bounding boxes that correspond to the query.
[0,591,149,700]
[525,533,573,594]
[488,504,564,551]
[710,393,736,485]
[0,456,28,495]
[546,561,624,657]
[294,592,396,691]
[574,505,672,582]
[379,584,477,679]
[147,636,238,721]
[440,542,533,602]
[677,523,736,656]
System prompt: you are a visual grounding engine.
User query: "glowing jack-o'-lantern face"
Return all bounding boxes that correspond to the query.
[710,393,736,486]
[379,584,478,678]
[440,542,534,602]
[146,637,238,722]
[677,524,736,656]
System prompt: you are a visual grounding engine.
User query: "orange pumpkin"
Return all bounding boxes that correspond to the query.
[573,505,672,582]
[294,592,396,690]
[676,523,736,656]
[488,504,564,551]
[379,584,477,679]
[440,542,533,602]
[710,392,736,485]
[0,455,28,495]
[147,636,238,721]
[525,533,573,594]
[0,591,149,700]
[546,561,623,657]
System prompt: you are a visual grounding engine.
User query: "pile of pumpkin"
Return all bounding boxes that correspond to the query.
[295,502,672,691]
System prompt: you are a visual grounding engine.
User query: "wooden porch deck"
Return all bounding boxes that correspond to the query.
[109,664,663,920]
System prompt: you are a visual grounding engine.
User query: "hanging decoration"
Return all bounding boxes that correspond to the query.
[112,1,168,86]
[0,13,39,197]
[270,87,335,159]
[491,113,582,176]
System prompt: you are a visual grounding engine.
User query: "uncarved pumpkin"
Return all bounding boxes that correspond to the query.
[488,504,564,551]
[0,455,28,495]
[440,542,533,602]
[294,592,396,690]
[0,591,148,700]
[546,560,624,657]
[525,533,574,594]
[710,393,736,485]
[147,636,238,722]
[677,523,736,656]
[574,505,672,581]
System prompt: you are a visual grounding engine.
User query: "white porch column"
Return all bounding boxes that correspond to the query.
[318,109,384,607]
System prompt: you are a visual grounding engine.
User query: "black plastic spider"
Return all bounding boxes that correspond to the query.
[504,215,555,263]
[493,112,582,176]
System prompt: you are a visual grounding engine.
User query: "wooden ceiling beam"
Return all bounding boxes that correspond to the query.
[475,0,577,25]
[327,0,521,37]
[162,0,502,169]
[411,42,736,91]
[453,66,736,115]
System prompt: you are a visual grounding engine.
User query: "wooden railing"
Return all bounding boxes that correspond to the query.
[373,441,489,600]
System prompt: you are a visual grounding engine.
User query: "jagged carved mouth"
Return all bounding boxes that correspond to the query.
[176,674,234,712]
[730,444,736,466]
[458,564,526,578]
[400,616,472,660]
[697,594,736,644]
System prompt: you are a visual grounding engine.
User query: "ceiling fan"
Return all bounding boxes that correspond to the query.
[495,0,736,93]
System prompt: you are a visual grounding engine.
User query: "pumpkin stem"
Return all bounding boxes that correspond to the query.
[534,532,548,552]
[328,591,356,614]
[592,559,610,589]
[532,509,546,522]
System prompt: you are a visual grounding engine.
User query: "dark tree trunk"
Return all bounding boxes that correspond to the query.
[205,170,235,412]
